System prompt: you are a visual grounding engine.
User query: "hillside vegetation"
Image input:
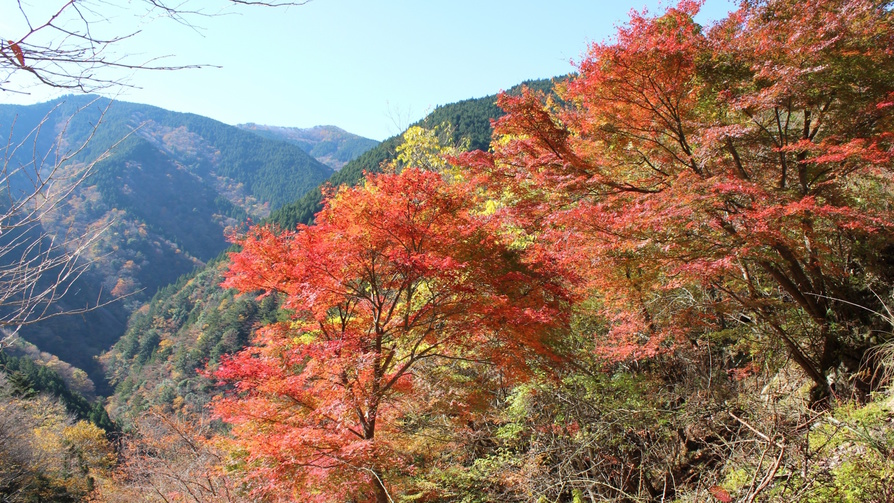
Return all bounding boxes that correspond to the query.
[0,96,336,388]
[238,124,379,171]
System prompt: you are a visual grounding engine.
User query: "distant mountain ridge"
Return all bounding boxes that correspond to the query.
[238,123,379,171]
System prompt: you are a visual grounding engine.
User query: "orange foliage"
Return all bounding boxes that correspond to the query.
[458,0,894,387]
[213,168,569,501]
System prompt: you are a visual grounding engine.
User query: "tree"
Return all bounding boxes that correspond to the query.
[458,0,894,398]
[385,124,469,174]
[1,0,298,94]
[94,408,251,503]
[213,167,569,502]
[0,371,116,502]
[0,97,122,348]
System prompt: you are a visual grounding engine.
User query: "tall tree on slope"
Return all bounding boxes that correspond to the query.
[213,167,569,502]
[458,0,894,399]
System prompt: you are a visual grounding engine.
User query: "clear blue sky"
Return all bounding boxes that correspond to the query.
[2,0,736,141]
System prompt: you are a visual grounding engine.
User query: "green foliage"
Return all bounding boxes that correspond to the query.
[0,370,116,502]
[89,137,239,259]
[1,95,333,209]
[795,396,894,503]
[103,263,280,420]
[420,78,556,153]
[0,351,115,432]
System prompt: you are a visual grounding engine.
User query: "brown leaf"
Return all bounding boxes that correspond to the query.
[709,485,732,503]
[8,41,24,66]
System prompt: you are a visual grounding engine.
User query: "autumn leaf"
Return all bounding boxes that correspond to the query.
[709,485,732,502]
[7,40,24,66]
[459,0,894,395]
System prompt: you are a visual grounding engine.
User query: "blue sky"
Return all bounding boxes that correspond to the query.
[2,0,737,141]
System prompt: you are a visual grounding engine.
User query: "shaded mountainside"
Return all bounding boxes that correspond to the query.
[238,124,379,171]
[0,96,334,391]
[103,78,557,416]
[0,96,335,211]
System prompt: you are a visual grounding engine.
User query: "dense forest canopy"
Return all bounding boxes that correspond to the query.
[0,95,336,392]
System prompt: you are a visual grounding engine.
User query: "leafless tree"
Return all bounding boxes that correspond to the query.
[0,0,303,349]
[1,0,303,94]
[0,99,104,347]
[96,409,253,503]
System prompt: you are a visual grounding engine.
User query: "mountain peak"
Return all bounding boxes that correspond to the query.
[237,123,379,171]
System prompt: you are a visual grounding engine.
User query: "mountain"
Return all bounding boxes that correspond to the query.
[0,95,334,390]
[238,124,379,171]
[102,78,557,418]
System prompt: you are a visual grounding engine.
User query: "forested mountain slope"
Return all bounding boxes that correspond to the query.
[0,96,334,389]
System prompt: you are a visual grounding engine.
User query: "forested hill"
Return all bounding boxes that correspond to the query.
[269,78,554,230]
[0,96,335,390]
[103,78,557,419]
[237,124,379,171]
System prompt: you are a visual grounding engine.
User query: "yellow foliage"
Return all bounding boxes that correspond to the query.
[0,383,115,501]
[387,124,469,175]
[64,421,117,471]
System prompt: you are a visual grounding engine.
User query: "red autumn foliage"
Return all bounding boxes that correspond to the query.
[458,0,894,391]
[213,168,569,502]
[709,485,733,502]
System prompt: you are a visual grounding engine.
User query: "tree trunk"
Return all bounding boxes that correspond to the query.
[373,476,389,503]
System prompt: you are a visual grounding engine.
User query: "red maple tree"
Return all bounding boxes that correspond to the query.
[212,168,568,502]
[459,0,894,396]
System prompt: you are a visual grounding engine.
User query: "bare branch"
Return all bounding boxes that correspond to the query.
[0,97,137,348]
[0,0,307,349]
[1,0,303,94]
